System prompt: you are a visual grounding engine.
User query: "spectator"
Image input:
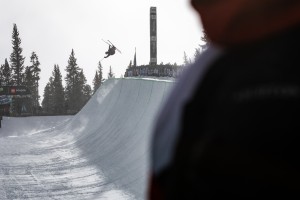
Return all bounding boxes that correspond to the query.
[149,0,300,199]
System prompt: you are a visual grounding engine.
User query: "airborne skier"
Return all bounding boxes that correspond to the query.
[104,45,116,58]
[102,39,121,59]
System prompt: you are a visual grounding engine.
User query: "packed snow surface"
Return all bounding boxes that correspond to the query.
[0,78,174,200]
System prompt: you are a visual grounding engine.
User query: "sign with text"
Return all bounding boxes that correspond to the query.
[0,86,31,96]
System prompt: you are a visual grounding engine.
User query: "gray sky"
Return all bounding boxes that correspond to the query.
[0,0,203,98]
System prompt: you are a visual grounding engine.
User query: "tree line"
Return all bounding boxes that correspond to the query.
[1,24,208,116]
[42,50,105,115]
[0,24,107,116]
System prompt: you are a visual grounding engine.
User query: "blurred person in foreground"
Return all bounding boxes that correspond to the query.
[149,0,300,199]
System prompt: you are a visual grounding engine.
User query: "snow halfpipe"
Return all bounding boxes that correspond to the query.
[0,78,174,200]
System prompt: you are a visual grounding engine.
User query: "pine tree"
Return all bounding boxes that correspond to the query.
[92,71,99,93]
[183,51,190,66]
[97,61,104,84]
[42,83,50,113]
[10,24,25,86]
[52,65,65,114]
[76,70,86,109]
[24,52,41,114]
[64,50,91,113]
[41,65,65,115]
[201,29,209,44]
[83,84,92,106]
[108,66,114,78]
[200,29,210,52]
[64,49,80,114]
[78,70,92,108]
[194,46,201,60]
[42,77,54,114]
[24,66,35,113]
[0,66,2,85]
[0,59,11,86]
[93,61,104,94]
[30,52,41,111]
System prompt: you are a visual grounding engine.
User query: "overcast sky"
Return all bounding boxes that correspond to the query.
[0,0,203,98]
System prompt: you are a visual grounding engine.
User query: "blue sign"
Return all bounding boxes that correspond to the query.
[0,95,12,105]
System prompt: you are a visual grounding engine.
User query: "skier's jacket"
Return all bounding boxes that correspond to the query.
[150,23,300,199]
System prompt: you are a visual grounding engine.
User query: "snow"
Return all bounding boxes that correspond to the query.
[0,78,174,200]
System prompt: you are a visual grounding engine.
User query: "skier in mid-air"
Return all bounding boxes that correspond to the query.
[104,45,116,58]
[102,39,121,59]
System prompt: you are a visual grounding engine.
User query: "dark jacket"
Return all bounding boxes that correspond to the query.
[151,24,300,199]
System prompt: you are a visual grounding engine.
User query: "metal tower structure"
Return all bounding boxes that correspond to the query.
[150,7,157,66]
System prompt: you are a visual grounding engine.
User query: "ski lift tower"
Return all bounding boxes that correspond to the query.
[150,7,157,66]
